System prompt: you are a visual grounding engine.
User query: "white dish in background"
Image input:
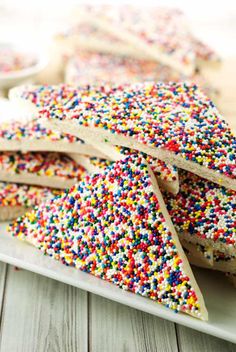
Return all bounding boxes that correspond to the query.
[0,42,48,89]
[0,222,235,343]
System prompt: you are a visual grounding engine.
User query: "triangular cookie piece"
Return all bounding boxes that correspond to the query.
[58,7,219,72]
[66,52,171,85]
[69,144,179,194]
[9,155,208,320]
[185,245,236,275]
[0,181,60,221]
[69,154,112,173]
[57,20,144,60]
[65,52,218,100]
[192,37,221,68]
[0,151,86,189]
[10,82,236,190]
[76,5,195,75]
[164,170,236,257]
[0,119,105,157]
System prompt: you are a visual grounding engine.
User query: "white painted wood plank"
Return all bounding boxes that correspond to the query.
[0,266,88,352]
[89,293,178,352]
[177,325,236,352]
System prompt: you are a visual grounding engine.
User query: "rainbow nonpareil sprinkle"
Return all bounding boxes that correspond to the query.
[73,149,179,194]
[9,155,207,319]
[0,182,60,208]
[192,38,220,64]
[83,149,177,183]
[66,52,217,99]
[114,146,178,183]
[165,170,236,251]
[0,119,105,157]
[79,5,195,74]
[0,47,36,74]
[88,156,113,170]
[11,82,236,189]
[66,52,182,85]
[0,120,83,144]
[0,151,85,180]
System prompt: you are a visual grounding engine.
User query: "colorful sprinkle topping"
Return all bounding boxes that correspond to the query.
[9,155,206,319]
[14,82,236,186]
[60,21,123,45]
[192,38,220,64]
[0,120,84,144]
[66,52,182,85]
[75,152,178,194]
[62,16,219,76]
[81,147,178,183]
[165,170,236,248]
[66,52,217,99]
[80,5,195,73]
[0,46,36,74]
[214,251,235,263]
[0,182,60,208]
[114,146,178,182]
[0,152,86,180]
[88,156,113,170]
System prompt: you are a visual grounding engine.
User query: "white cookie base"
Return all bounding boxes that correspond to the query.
[0,138,106,158]
[0,172,77,189]
[0,206,28,221]
[41,119,236,192]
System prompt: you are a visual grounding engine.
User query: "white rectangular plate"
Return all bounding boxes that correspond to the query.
[0,222,235,343]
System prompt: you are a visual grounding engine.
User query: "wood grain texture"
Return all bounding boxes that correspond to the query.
[89,293,178,352]
[176,325,236,352]
[0,266,88,352]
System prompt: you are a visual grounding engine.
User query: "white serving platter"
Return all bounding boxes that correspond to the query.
[0,222,235,343]
[0,42,48,89]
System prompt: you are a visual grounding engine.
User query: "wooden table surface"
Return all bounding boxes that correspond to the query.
[0,59,236,352]
[0,262,236,352]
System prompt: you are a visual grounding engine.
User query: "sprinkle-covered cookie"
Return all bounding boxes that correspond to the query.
[184,244,236,275]
[0,46,36,74]
[0,120,82,143]
[80,143,179,194]
[165,170,236,255]
[65,52,182,86]
[57,20,143,60]
[70,152,178,194]
[0,181,60,221]
[79,5,195,75]
[10,82,235,190]
[99,145,178,182]
[59,5,219,71]
[0,119,104,157]
[65,52,218,100]
[0,151,86,189]
[69,154,113,173]
[9,155,207,320]
[0,181,60,207]
[192,38,220,66]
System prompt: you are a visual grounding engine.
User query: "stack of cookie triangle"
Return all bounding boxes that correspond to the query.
[8,81,236,320]
[54,5,220,93]
[0,99,98,219]
[9,154,208,320]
